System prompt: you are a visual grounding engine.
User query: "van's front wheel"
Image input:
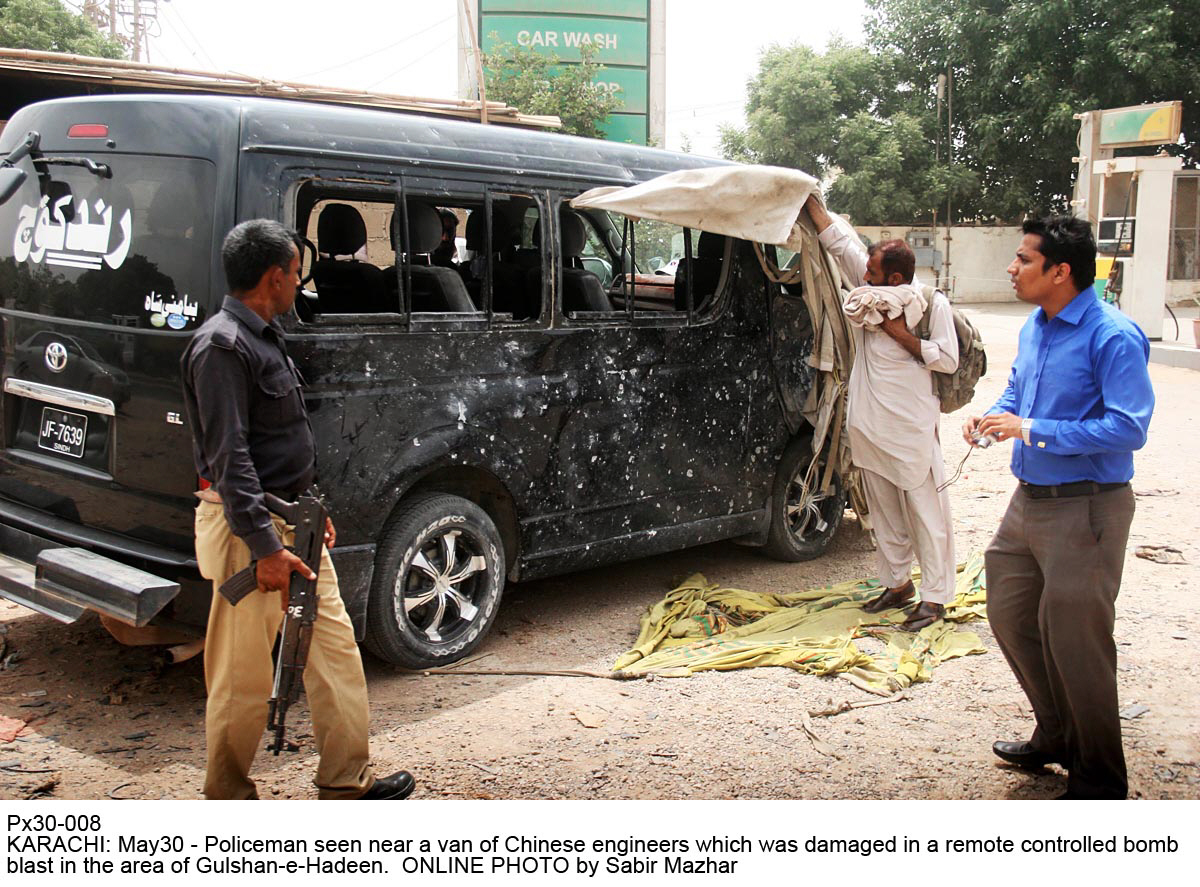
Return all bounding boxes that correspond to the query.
[763,436,846,561]
[363,493,505,668]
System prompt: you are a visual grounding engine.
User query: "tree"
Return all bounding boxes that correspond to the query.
[719,39,976,225]
[483,39,620,139]
[0,0,125,59]
[866,0,1200,220]
[719,41,879,179]
[723,1,1196,223]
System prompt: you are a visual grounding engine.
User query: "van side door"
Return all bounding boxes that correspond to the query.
[537,193,765,563]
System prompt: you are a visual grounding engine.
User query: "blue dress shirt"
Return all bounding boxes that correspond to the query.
[986,287,1154,485]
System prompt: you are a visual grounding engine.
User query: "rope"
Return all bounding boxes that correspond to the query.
[407,666,687,680]
[936,445,975,493]
[753,241,805,285]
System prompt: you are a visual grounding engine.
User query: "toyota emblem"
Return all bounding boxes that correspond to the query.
[44,342,68,373]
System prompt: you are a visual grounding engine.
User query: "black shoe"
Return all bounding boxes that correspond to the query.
[992,740,1065,771]
[1058,784,1126,800]
[358,770,415,800]
[899,601,944,632]
[862,582,915,614]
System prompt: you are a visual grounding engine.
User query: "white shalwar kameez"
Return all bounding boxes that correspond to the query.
[819,224,960,604]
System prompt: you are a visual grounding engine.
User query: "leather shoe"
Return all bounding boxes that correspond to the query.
[899,601,944,632]
[358,770,415,800]
[862,581,915,614]
[1056,788,1125,800]
[992,740,1065,771]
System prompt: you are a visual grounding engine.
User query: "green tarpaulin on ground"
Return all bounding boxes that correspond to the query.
[613,554,988,693]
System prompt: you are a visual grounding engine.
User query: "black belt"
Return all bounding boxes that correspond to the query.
[1019,480,1128,499]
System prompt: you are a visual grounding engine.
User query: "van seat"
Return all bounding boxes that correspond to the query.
[312,204,386,312]
[559,210,611,313]
[478,209,538,320]
[404,204,475,312]
[674,231,725,311]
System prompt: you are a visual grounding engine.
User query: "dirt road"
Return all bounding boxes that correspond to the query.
[2,310,1197,800]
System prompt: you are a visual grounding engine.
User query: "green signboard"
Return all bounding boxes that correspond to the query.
[598,114,648,145]
[548,65,647,114]
[482,15,647,66]
[479,1,651,145]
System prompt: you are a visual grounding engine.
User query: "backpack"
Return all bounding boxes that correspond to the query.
[916,285,987,414]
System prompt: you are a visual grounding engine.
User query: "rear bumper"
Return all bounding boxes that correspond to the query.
[0,511,185,626]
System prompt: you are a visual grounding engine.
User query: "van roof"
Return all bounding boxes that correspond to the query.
[9,93,731,188]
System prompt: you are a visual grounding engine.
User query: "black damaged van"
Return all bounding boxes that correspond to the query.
[0,95,844,668]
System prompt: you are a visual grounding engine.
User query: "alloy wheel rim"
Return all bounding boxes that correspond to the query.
[395,528,489,643]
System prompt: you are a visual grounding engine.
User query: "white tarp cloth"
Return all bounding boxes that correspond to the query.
[570,162,873,530]
[570,165,825,252]
[843,284,929,330]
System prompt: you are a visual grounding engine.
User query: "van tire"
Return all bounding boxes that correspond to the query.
[363,493,505,668]
[763,436,845,562]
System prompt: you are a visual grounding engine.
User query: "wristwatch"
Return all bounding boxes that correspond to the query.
[1020,417,1033,445]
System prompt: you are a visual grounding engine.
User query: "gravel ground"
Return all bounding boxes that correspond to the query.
[1,305,1196,801]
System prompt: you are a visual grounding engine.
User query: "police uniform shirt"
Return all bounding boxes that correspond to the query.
[181,295,316,559]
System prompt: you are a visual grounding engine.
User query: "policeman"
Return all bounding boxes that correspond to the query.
[182,218,414,800]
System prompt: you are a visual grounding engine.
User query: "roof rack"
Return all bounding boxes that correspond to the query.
[0,48,561,130]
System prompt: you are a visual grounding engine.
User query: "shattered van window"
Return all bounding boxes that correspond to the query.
[399,197,482,316]
[301,192,398,315]
[463,192,542,321]
[571,202,722,319]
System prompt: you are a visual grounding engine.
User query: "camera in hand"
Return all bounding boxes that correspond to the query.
[971,430,998,449]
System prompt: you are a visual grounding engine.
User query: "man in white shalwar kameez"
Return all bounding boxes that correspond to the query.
[803,196,959,630]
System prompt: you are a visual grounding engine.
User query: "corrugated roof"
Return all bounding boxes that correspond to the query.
[0,48,561,130]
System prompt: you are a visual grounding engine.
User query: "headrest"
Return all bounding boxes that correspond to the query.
[317,204,367,257]
[559,209,586,258]
[404,203,442,254]
[697,231,725,260]
[464,207,519,252]
[464,209,486,250]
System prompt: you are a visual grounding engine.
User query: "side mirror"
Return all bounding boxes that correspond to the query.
[0,167,27,206]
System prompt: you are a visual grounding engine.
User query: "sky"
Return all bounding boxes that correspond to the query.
[119,0,867,158]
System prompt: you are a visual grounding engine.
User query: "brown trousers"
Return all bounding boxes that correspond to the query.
[195,500,375,799]
[984,484,1135,799]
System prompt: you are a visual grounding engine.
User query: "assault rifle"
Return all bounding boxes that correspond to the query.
[218,491,326,755]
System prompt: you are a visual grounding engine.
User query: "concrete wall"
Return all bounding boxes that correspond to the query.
[855,223,1200,307]
[1168,280,1200,307]
[857,225,1021,303]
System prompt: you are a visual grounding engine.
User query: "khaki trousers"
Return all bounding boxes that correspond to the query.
[985,484,1135,799]
[195,500,374,800]
[860,458,956,605]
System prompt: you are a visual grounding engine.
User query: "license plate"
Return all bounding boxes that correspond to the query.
[37,406,88,459]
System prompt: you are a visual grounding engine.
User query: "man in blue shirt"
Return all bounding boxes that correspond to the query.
[963,215,1154,800]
